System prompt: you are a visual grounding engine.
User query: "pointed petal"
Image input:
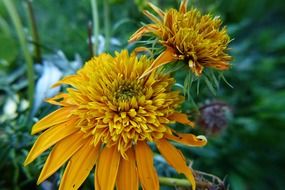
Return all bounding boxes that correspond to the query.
[31,107,75,134]
[168,112,194,127]
[116,148,139,190]
[166,132,207,147]
[95,146,121,190]
[52,75,78,88]
[140,47,176,79]
[143,10,161,23]
[156,139,195,190]
[37,132,87,184]
[59,140,101,190]
[148,2,165,18]
[129,26,151,43]
[179,0,189,13]
[135,141,159,190]
[24,121,78,166]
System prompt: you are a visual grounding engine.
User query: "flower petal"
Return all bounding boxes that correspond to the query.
[31,107,75,134]
[59,140,101,190]
[135,141,159,190]
[116,148,138,190]
[37,132,87,184]
[166,132,207,147]
[24,121,78,166]
[129,26,150,43]
[168,112,194,127]
[179,0,189,13]
[95,146,121,190]
[156,139,195,190]
[140,47,176,79]
[148,2,165,18]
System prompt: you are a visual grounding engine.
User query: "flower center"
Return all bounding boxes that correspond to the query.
[113,80,142,101]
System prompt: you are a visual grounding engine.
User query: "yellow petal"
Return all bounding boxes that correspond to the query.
[31,107,75,134]
[135,141,159,190]
[59,140,101,190]
[168,112,194,127]
[140,47,176,79]
[148,2,165,18]
[51,75,78,88]
[156,139,196,190]
[24,121,78,166]
[37,132,87,184]
[95,146,121,190]
[179,0,189,13]
[166,132,207,147]
[116,148,139,190]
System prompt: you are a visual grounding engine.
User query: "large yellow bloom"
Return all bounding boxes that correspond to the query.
[24,50,206,190]
[129,0,232,77]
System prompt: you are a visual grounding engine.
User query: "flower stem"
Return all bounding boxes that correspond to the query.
[24,0,42,63]
[3,0,34,113]
[103,0,110,52]
[90,0,99,55]
[159,177,210,188]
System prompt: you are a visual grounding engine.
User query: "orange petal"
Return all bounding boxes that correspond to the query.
[129,26,150,42]
[37,132,87,184]
[179,0,189,13]
[135,141,159,190]
[59,140,101,190]
[168,112,194,127]
[156,139,195,190]
[116,148,139,190]
[95,146,121,190]
[31,107,75,134]
[143,10,162,23]
[134,46,153,56]
[140,47,176,79]
[148,2,165,19]
[24,121,78,166]
[166,132,207,147]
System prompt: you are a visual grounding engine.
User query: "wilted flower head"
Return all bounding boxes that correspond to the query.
[198,101,231,135]
[129,0,232,77]
[25,50,206,190]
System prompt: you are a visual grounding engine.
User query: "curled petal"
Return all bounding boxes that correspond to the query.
[166,132,207,147]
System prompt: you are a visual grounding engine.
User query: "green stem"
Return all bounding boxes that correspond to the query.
[3,0,34,113]
[159,177,210,188]
[103,0,110,52]
[90,0,99,55]
[159,177,191,187]
[24,0,42,63]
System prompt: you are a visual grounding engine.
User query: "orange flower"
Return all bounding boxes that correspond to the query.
[130,0,232,77]
[24,50,207,190]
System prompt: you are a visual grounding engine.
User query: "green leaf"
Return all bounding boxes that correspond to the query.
[0,32,18,63]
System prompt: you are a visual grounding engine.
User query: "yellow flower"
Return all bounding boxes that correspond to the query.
[129,0,232,77]
[24,50,207,190]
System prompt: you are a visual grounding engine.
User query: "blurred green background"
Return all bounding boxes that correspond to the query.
[0,0,285,190]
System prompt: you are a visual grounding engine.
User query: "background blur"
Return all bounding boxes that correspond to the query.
[0,0,285,190]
